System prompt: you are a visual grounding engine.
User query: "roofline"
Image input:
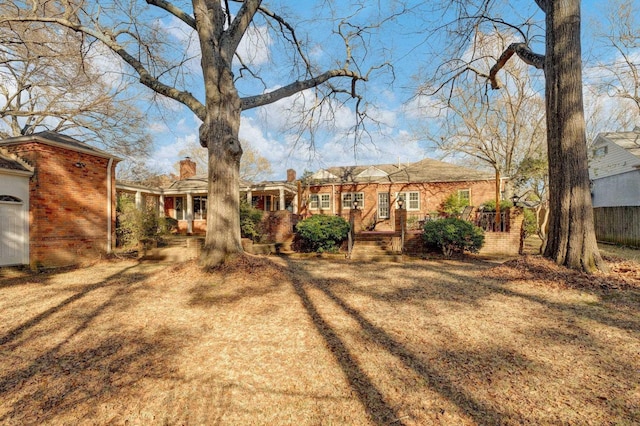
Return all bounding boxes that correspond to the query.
[0,134,123,162]
[0,167,34,177]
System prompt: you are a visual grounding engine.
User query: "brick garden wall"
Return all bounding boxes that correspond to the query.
[401,208,524,257]
[5,142,117,268]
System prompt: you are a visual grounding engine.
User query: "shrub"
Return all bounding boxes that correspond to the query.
[116,196,163,248]
[479,199,513,211]
[295,214,350,253]
[240,201,265,242]
[522,208,538,238]
[422,218,485,257]
[440,193,470,216]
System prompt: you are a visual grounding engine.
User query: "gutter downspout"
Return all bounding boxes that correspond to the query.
[107,157,114,254]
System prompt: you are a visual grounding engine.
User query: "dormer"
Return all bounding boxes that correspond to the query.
[357,166,388,178]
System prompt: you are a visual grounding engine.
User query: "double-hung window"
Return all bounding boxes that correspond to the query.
[458,189,471,204]
[341,192,364,209]
[309,193,331,210]
[395,191,420,211]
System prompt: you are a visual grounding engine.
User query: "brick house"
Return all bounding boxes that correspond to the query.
[116,157,298,235]
[300,158,499,231]
[0,132,120,268]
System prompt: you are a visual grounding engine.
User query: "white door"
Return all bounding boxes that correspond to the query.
[0,199,26,266]
[378,193,390,219]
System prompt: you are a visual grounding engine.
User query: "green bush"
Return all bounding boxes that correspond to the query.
[440,193,470,216]
[116,197,163,248]
[479,199,513,211]
[522,208,537,238]
[422,218,485,257]
[295,214,351,253]
[240,201,265,242]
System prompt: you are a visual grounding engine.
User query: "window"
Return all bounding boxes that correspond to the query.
[378,193,390,219]
[341,192,364,209]
[458,189,471,204]
[320,194,330,209]
[0,195,22,203]
[395,191,420,211]
[193,196,207,220]
[175,197,185,220]
[309,194,329,210]
[593,146,608,158]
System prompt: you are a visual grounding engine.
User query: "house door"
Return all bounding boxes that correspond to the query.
[0,197,26,266]
[378,193,390,219]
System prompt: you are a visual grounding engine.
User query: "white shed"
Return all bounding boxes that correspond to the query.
[0,149,33,266]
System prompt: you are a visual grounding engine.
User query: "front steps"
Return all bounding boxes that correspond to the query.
[350,232,404,262]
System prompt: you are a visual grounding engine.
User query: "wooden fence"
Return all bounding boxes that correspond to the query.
[593,206,640,248]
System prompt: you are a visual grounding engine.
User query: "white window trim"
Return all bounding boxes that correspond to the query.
[320,194,331,209]
[395,191,420,211]
[309,194,331,210]
[341,192,364,209]
[458,189,471,203]
[309,194,320,210]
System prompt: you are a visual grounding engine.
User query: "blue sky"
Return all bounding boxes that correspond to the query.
[138,0,638,180]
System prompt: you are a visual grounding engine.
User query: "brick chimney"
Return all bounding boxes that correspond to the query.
[179,157,196,180]
[286,168,296,182]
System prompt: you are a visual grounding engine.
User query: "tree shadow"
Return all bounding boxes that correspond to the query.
[284,257,510,425]
[0,261,181,424]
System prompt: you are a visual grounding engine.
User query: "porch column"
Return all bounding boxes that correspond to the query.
[159,194,165,217]
[135,191,143,210]
[186,193,193,234]
[279,188,285,211]
[292,193,298,214]
[246,191,252,205]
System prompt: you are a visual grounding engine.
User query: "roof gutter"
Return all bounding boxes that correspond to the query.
[107,157,114,254]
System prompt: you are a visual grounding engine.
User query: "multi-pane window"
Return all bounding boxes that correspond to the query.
[395,191,420,211]
[341,192,364,209]
[193,196,207,220]
[320,194,330,209]
[458,189,471,204]
[310,194,330,210]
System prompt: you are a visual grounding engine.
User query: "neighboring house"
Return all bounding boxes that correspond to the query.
[300,158,498,231]
[0,132,120,268]
[588,129,640,207]
[117,158,298,235]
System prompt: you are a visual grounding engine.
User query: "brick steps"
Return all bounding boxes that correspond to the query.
[350,233,403,262]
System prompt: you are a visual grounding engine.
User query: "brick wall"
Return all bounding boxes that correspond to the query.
[301,180,497,231]
[401,208,524,257]
[5,142,117,268]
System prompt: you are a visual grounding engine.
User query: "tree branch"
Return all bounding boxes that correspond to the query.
[223,0,261,60]
[240,69,366,110]
[146,0,196,29]
[489,42,545,89]
[1,15,207,119]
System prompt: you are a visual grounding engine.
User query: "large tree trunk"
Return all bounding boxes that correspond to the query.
[542,0,607,273]
[200,108,243,268]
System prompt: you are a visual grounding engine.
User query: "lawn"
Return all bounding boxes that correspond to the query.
[1,252,639,425]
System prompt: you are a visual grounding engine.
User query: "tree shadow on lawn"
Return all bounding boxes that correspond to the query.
[284,256,640,425]
[284,257,512,425]
[0,261,180,424]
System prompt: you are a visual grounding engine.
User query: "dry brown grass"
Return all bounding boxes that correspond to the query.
[1,252,639,425]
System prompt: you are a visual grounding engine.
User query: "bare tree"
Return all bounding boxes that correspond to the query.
[584,0,640,136]
[0,5,150,158]
[418,31,546,201]
[1,1,384,267]
[178,139,272,182]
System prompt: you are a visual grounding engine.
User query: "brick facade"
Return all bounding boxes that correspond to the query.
[301,180,496,231]
[3,137,119,268]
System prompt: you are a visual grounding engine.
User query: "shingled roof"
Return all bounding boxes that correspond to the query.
[0,131,122,161]
[0,147,34,174]
[314,157,494,184]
